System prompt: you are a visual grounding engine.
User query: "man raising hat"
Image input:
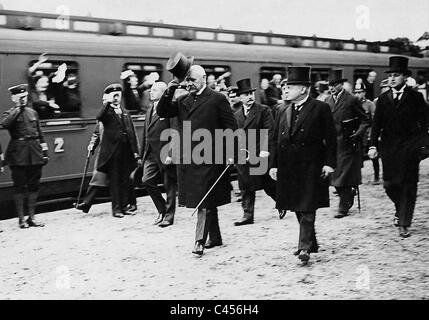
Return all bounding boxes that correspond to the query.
[233,78,276,226]
[269,66,337,265]
[326,69,370,219]
[0,84,48,229]
[96,83,141,218]
[369,56,429,237]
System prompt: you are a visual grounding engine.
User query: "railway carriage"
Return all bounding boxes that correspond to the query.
[0,10,428,218]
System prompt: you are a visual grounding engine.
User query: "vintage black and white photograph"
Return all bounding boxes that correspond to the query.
[0,0,428,303]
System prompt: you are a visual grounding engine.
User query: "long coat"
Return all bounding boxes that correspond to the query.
[0,106,46,166]
[235,102,274,191]
[370,87,429,184]
[269,97,337,211]
[96,103,139,173]
[326,90,370,187]
[157,86,238,208]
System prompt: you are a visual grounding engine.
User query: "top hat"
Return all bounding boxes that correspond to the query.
[8,84,28,96]
[104,83,123,94]
[236,78,256,95]
[286,66,311,85]
[328,69,348,85]
[385,56,410,75]
[166,52,194,81]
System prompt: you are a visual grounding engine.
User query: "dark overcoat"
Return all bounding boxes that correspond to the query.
[370,87,429,184]
[269,97,337,211]
[0,106,46,166]
[326,90,370,187]
[157,86,238,208]
[234,102,274,191]
[96,103,139,173]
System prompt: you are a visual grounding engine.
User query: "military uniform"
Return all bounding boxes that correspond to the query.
[0,84,48,228]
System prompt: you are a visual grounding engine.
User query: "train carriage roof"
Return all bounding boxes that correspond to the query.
[1,28,428,69]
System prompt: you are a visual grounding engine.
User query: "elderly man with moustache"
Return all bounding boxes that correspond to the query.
[140,81,177,228]
[269,66,337,265]
[369,56,429,238]
[157,53,238,256]
[326,69,370,219]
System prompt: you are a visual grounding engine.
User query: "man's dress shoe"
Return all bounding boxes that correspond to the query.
[399,226,411,238]
[278,210,287,220]
[393,216,399,227]
[76,202,90,213]
[192,242,204,256]
[122,209,136,216]
[334,212,348,219]
[233,219,254,226]
[112,212,124,218]
[158,220,172,228]
[19,221,29,229]
[26,218,44,227]
[127,204,138,212]
[153,214,164,225]
[204,240,223,249]
[298,250,310,264]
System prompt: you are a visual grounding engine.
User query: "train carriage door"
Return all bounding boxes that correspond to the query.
[123,63,163,114]
[201,65,231,94]
[28,60,81,119]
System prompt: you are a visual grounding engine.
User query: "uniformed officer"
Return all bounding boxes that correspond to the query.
[0,84,48,229]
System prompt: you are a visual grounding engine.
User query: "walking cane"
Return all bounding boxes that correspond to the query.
[75,149,92,208]
[191,163,232,217]
[356,185,361,213]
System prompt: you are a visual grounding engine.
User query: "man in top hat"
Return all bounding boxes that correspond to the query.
[326,69,370,219]
[369,56,429,237]
[140,81,177,228]
[0,84,48,228]
[233,78,276,226]
[354,81,379,185]
[157,52,238,256]
[96,83,141,218]
[269,66,337,265]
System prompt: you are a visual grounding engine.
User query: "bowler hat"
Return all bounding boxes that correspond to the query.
[385,56,410,75]
[328,69,347,85]
[166,52,194,81]
[104,83,123,94]
[286,66,311,85]
[8,84,28,95]
[129,166,143,187]
[236,78,256,95]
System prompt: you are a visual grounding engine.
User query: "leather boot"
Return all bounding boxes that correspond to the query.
[27,192,44,227]
[13,193,28,229]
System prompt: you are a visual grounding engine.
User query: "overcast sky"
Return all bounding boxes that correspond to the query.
[1,0,428,41]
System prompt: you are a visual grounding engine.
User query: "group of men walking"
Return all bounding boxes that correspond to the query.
[1,53,428,265]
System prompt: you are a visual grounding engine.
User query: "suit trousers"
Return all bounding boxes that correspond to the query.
[335,186,355,214]
[296,211,318,252]
[385,183,417,227]
[196,207,222,244]
[240,189,255,220]
[106,137,134,214]
[142,153,176,222]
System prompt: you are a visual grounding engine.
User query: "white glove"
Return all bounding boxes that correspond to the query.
[259,151,270,158]
[269,168,278,181]
[165,156,173,165]
[120,70,134,80]
[368,147,378,159]
[321,165,334,179]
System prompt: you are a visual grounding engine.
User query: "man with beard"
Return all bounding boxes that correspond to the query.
[269,67,337,265]
[157,53,237,256]
[369,56,429,238]
[233,78,276,226]
[326,69,370,219]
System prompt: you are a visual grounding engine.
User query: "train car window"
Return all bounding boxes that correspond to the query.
[260,66,286,85]
[202,65,231,90]
[123,63,163,114]
[28,60,81,120]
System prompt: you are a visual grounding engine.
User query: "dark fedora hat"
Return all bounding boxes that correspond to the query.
[328,69,347,85]
[236,78,256,95]
[385,55,410,75]
[286,66,311,85]
[166,52,194,81]
[129,166,143,187]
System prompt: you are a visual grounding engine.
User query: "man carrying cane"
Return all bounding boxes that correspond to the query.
[157,53,237,256]
[0,84,48,229]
